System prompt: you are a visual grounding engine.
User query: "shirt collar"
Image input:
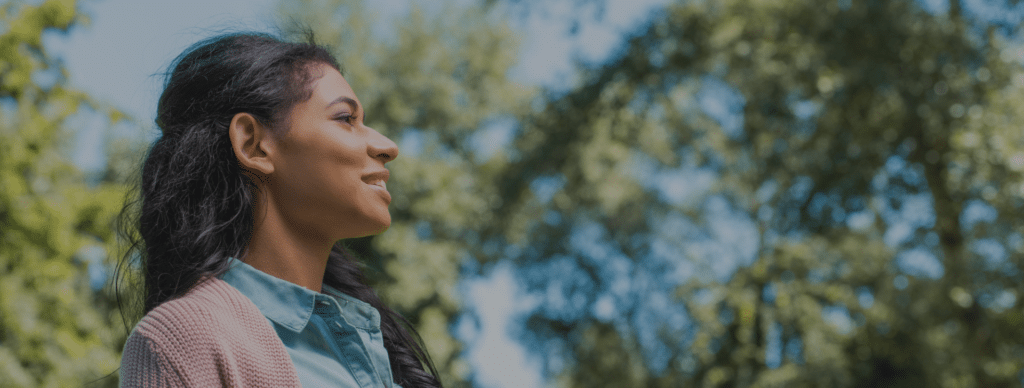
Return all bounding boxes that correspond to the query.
[321,284,382,331]
[219,257,316,332]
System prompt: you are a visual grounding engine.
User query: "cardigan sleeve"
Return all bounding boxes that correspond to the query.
[120,331,188,388]
[119,305,238,388]
[118,278,301,388]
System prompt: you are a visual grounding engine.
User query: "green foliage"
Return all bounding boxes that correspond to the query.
[0,0,126,386]
[278,1,533,386]
[497,0,1024,387]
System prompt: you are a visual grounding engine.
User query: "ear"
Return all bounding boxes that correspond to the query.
[228,113,276,176]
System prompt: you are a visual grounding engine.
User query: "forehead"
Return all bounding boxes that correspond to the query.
[305,64,358,109]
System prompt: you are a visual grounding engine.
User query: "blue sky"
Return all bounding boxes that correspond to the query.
[52,0,273,120]
[53,0,670,387]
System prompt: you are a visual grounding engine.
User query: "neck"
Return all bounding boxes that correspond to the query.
[242,194,333,293]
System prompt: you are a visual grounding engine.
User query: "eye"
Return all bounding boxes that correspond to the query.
[334,113,358,125]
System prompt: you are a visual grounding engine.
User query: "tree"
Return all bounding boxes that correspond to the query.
[0,0,127,386]
[278,1,533,386]
[494,0,1024,386]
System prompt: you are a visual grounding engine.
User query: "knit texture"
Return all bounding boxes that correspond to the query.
[120,277,302,387]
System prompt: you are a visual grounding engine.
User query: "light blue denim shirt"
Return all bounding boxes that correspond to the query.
[220,258,400,388]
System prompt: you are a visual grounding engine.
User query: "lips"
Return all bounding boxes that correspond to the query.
[362,169,391,202]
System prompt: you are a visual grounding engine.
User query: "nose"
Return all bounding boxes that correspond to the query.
[366,126,399,164]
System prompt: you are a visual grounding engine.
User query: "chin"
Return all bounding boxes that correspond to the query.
[367,219,391,235]
[372,211,392,232]
[350,215,391,238]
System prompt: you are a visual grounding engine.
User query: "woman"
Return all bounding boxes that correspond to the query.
[117,32,442,387]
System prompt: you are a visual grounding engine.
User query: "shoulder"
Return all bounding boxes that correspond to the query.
[121,279,253,381]
[131,278,257,344]
[121,277,301,387]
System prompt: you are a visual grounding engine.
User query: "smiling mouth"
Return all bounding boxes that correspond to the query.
[366,177,391,204]
[362,170,390,193]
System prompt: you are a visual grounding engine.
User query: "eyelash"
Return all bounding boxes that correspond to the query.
[335,113,358,125]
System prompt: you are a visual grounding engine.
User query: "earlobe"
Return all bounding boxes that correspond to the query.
[228,113,275,176]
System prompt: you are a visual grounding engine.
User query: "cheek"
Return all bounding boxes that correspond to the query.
[286,155,360,208]
[272,146,384,226]
[269,131,391,237]
[278,133,361,188]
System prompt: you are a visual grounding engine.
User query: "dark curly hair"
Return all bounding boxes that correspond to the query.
[115,31,443,388]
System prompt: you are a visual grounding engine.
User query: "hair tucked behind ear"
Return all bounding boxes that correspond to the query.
[114,31,442,388]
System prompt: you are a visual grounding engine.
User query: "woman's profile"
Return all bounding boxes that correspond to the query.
[116,32,442,387]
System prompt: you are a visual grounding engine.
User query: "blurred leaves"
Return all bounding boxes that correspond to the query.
[0,0,126,386]
[495,0,1024,386]
[9,0,1024,387]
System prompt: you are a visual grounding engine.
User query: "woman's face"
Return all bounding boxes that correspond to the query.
[267,64,398,241]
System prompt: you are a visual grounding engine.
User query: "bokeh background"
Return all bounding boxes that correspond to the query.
[2,0,1024,387]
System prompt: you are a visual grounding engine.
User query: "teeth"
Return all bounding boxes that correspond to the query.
[373,181,386,189]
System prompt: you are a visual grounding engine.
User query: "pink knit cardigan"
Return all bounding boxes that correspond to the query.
[120,277,302,387]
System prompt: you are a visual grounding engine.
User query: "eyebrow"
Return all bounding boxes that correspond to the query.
[327,96,360,113]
